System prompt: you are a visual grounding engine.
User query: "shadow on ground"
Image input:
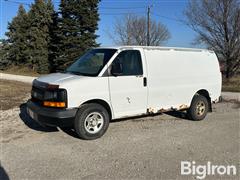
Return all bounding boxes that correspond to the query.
[18,103,191,139]
[164,111,189,120]
[59,127,79,139]
[61,111,190,139]
[19,103,58,132]
[0,165,9,180]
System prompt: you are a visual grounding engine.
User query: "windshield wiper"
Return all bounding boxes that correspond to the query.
[65,71,95,76]
[65,71,83,75]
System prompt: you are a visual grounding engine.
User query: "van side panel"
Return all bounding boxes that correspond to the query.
[144,49,221,112]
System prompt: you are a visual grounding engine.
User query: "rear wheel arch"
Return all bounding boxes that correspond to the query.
[195,89,212,112]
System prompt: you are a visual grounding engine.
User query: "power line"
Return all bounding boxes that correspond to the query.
[100,12,145,15]
[4,0,186,23]
[3,0,146,15]
[4,0,30,6]
[4,0,147,9]
[100,7,145,10]
[152,12,185,24]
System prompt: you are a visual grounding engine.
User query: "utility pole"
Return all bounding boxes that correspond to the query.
[147,5,150,46]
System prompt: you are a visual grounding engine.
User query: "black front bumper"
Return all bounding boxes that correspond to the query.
[26,100,77,127]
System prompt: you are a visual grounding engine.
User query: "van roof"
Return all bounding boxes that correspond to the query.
[96,46,214,53]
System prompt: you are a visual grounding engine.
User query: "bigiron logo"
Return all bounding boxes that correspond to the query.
[181,161,237,179]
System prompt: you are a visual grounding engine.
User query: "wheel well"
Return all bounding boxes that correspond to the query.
[82,99,112,119]
[196,89,212,112]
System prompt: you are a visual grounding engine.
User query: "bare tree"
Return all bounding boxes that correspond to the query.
[109,14,170,46]
[185,0,240,78]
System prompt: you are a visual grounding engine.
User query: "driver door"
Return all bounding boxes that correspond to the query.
[108,50,148,118]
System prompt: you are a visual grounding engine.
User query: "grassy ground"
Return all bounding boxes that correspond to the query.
[222,76,240,92]
[0,80,31,110]
[0,65,39,76]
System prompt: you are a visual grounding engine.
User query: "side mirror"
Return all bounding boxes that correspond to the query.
[111,61,123,76]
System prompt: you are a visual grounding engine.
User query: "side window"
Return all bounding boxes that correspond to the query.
[112,50,143,76]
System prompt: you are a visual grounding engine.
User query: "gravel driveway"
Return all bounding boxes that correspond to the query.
[1,99,239,179]
[0,78,239,180]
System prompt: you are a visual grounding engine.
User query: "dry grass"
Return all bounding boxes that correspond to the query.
[0,80,31,110]
[0,65,39,76]
[222,76,240,92]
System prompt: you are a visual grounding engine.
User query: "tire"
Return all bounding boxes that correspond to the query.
[74,103,110,140]
[187,95,209,121]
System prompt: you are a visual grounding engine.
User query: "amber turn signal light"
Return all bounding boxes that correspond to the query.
[43,101,66,108]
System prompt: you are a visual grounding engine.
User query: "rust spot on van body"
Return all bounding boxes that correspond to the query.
[158,108,170,113]
[147,104,189,114]
[147,107,171,114]
[178,104,189,110]
[147,107,155,113]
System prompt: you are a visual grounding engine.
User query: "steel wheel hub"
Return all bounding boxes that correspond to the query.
[84,112,104,134]
[196,101,206,116]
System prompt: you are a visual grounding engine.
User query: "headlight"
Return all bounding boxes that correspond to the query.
[43,89,67,108]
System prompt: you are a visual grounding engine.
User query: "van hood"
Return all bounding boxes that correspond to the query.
[36,73,85,85]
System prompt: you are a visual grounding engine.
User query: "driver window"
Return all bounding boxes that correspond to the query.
[112,50,143,76]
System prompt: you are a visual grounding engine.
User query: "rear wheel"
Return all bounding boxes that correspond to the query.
[74,103,110,140]
[187,95,209,121]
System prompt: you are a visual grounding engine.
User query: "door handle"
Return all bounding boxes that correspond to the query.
[143,77,147,87]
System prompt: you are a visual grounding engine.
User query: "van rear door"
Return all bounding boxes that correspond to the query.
[108,49,148,118]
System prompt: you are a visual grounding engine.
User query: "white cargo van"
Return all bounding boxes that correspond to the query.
[27,46,222,140]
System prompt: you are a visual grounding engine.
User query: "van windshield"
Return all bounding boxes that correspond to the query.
[66,49,117,76]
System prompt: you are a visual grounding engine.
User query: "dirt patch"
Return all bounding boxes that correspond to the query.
[0,65,40,76]
[0,108,28,143]
[0,79,31,110]
[0,80,53,143]
[0,104,57,143]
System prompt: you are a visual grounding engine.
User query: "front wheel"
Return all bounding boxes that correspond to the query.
[187,95,209,121]
[74,103,110,140]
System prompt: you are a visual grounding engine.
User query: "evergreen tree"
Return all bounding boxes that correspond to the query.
[5,5,30,66]
[0,39,11,69]
[53,0,100,71]
[28,0,54,73]
[48,2,60,72]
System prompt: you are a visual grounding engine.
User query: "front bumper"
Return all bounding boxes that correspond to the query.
[26,100,77,127]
